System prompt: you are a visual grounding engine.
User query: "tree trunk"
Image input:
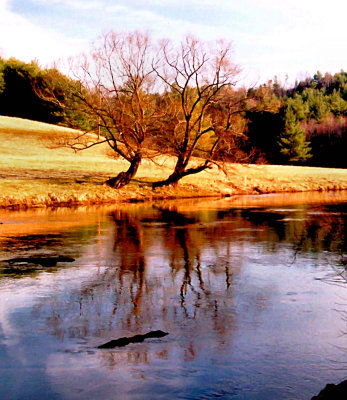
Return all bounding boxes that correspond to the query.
[152,171,182,188]
[152,155,186,188]
[106,153,141,189]
[152,162,210,189]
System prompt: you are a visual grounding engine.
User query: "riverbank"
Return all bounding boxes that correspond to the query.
[1,116,347,209]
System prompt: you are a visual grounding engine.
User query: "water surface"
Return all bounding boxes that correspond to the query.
[0,193,347,399]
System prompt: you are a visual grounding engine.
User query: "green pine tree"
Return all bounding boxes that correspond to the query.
[0,58,5,94]
[278,108,312,164]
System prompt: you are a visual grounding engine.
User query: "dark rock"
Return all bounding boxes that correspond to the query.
[98,330,169,349]
[4,255,75,267]
[311,380,347,399]
[144,330,169,339]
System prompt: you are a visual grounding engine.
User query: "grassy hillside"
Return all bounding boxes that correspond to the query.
[0,116,347,208]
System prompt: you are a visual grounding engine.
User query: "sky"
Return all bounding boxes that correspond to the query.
[0,0,346,86]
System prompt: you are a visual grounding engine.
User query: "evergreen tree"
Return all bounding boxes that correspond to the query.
[0,58,5,95]
[286,95,309,121]
[301,88,330,122]
[278,107,311,163]
[0,58,63,123]
[329,89,347,116]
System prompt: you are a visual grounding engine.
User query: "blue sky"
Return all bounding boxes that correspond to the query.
[0,0,346,86]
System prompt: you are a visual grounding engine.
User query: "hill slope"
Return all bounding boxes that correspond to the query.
[0,116,347,208]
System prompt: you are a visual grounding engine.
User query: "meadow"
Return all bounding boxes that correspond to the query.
[1,116,346,208]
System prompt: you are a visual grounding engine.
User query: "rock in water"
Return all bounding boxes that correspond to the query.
[144,330,168,339]
[311,380,347,399]
[98,330,169,349]
[5,255,75,267]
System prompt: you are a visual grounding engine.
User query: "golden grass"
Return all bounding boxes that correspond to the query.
[0,115,347,208]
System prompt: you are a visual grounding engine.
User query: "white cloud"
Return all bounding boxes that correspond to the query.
[0,0,89,66]
[0,0,346,84]
[29,0,103,10]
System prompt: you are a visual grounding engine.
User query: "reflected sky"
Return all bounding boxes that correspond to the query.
[0,194,347,399]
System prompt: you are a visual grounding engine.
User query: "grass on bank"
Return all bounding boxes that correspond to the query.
[0,115,347,208]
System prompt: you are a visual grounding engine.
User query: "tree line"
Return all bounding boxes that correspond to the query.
[246,71,347,168]
[0,31,346,188]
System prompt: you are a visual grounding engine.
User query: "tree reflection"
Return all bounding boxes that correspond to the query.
[31,206,249,368]
[111,210,145,318]
[155,207,233,327]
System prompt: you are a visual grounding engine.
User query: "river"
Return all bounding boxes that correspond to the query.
[0,192,347,399]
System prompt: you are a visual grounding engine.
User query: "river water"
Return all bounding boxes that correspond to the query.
[0,192,347,400]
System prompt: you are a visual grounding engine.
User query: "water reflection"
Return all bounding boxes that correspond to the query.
[35,206,242,352]
[30,202,347,349]
[0,194,347,399]
[0,207,110,279]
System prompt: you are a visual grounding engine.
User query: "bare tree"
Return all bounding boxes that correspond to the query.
[152,36,240,187]
[61,31,158,188]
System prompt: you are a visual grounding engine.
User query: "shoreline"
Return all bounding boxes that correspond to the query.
[1,180,347,210]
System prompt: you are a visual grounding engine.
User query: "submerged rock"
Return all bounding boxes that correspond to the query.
[4,255,75,267]
[98,330,169,349]
[311,380,347,399]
